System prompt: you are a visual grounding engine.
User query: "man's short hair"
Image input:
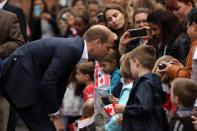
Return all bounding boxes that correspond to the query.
[187,8,197,24]
[128,45,156,70]
[172,78,197,107]
[84,25,111,43]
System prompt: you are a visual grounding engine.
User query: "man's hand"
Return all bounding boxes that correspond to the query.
[51,115,64,131]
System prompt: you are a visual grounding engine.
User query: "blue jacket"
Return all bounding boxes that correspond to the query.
[105,78,133,131]
[122,73,168,131]
[106,68,121,97]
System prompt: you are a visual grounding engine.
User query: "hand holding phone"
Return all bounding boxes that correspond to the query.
[128,27,149,38]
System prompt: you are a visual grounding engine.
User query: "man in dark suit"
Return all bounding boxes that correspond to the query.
[0,0,27,41]
[0,9,24,131]
[1,25,115,131]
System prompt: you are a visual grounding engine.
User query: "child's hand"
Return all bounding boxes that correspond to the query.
[114,104,125,113]
[109,94,119,104]
[116,115,123,125]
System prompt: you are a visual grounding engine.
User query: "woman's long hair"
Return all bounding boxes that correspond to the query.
[103,4,131,37]
[147,9,184,46]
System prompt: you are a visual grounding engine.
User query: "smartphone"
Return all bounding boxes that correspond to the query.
[128,28,148,38]
[34,5,41,16]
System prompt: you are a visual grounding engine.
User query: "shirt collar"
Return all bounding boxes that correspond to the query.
[176,106,193,117]
[77,39,88,64]
[0,0,7,9]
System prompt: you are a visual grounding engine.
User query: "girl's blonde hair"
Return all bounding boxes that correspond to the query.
[82,98,94,118]
[120,53,133,79]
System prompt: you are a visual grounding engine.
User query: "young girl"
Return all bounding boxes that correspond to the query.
[152,55,183,120]
[99,50,122,103]
[60,69,84,131]
[105,53,133,131]
[75,61,95,101]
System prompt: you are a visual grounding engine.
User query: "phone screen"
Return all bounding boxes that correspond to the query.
[34,5,41,16]
[128,28,148,38]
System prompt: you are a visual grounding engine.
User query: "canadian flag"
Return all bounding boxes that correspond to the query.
[104,104,116,117]
[94,60,110,88]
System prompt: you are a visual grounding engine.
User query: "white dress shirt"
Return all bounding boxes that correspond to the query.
[77,39,89,64]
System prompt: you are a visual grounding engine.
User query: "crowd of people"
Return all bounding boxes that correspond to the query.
[1,0,197,131]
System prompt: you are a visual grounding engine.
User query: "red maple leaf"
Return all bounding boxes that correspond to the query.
[105,107,112,116]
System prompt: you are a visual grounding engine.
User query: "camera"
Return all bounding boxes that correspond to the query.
[61,14,67,21]
[158,64,166,70]
[128,28,149,38]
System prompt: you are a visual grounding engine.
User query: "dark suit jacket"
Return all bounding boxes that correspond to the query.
[0,10,24,58]
[3,2,27,42]
[2,37,84,115]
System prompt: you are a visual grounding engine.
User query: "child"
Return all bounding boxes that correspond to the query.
[70,98,95,131]
[82,98,94,118]
[105,53,134,131]
[99,50,122,101]
[152,55,183,120]
[75,62,95,101]
[115,45,168,131]
[60,69,84,131]
[169,78,197,131]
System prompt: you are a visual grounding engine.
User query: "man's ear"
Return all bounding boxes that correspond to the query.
[94,39,101,47]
